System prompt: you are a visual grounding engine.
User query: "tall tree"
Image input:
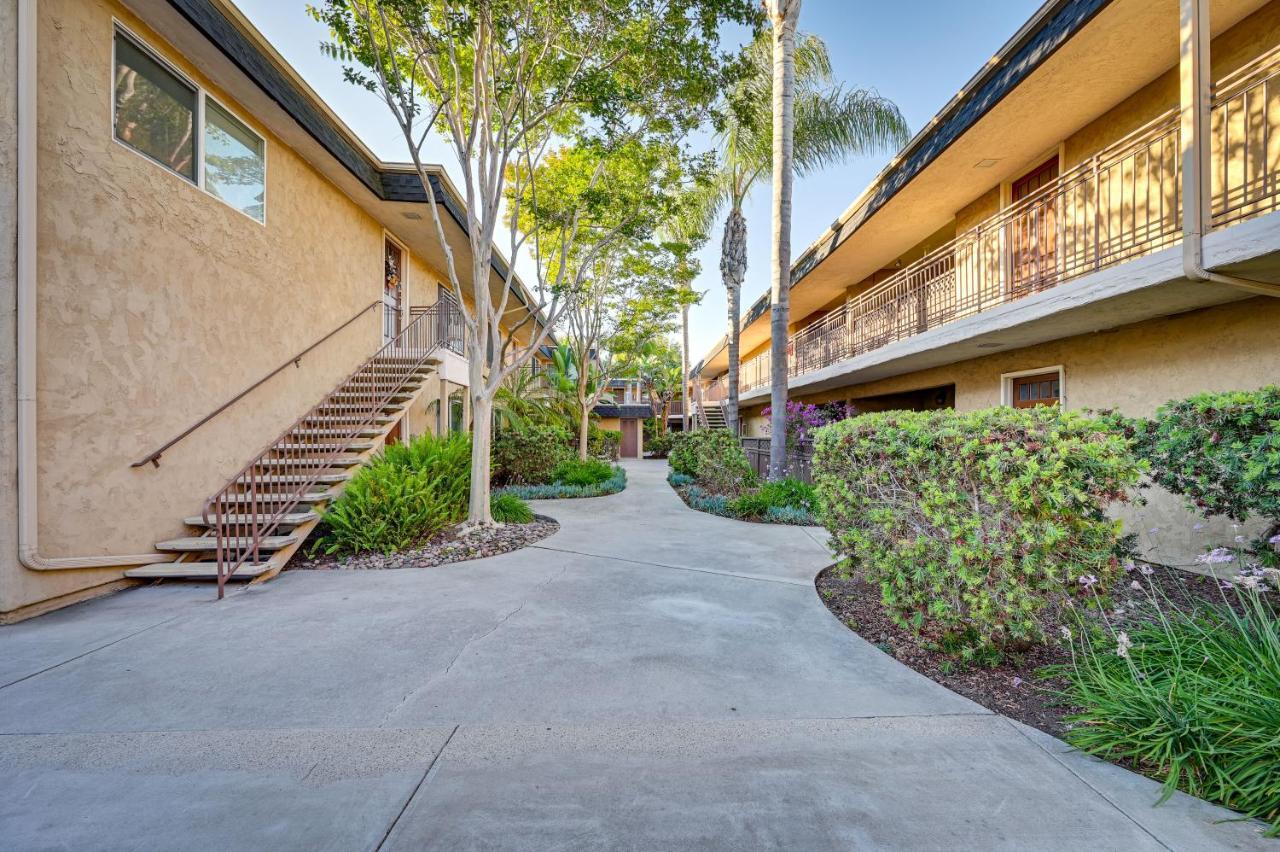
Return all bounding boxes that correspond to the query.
[311,0,759,524]
[671,30,909,437]
[765,0,799,479]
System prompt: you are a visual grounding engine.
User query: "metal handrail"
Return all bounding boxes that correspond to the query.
[132,300,382,468]
[736,48,1280,393]
[203,301,461,598]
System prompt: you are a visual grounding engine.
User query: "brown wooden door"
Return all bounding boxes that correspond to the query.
[1012,372,1061,408]
[620,419,639,458]
[1010,157,1060,297]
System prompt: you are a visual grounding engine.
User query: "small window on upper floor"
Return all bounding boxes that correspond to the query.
[204,99,266,223]
[113,31,198,182]
[113,27,266,223]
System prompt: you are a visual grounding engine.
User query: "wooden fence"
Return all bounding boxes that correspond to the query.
[739,437,815,484]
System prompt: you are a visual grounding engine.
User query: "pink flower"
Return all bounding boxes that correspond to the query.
[1130,580,1142,591]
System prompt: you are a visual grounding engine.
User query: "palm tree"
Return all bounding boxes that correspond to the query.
[673,28,909,439]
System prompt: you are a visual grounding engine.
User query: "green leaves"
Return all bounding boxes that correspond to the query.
[814,407,1142,656]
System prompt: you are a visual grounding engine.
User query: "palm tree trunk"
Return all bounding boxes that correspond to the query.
[767,0,799,480]
[721,206,747,435]
[681,302,691,433]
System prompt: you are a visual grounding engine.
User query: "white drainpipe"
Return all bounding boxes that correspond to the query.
[1180,0,1280,297]
[16,0,171,571]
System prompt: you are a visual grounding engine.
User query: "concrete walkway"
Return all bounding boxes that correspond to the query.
[0,460,1269,850]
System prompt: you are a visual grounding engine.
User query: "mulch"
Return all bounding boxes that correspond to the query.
[815,561,1234,737]
[292,515,559,571]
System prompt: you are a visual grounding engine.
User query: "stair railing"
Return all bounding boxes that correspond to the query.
[202,300,462,599]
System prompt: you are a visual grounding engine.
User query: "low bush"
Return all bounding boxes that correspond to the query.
[668,430,754,495]
[1131,386,1280,562]
[315,433,470,555]
[552,458,615,487]
[645,431,676,458]
[498,465,627,500]
[727,480,820,523]
[667,471,695,488]
[491,492,534,524]
[589,424,621,461]
[763,505,817,525]
[683,484,731,517]
[814,407,1142,656]
[492,424,572,485]
[1056,580,1280,835]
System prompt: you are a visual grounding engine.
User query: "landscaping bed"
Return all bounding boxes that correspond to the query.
[498,463,627,500]
[296,515,559,571]
[815,560,1234,737]
[668,473,817,525]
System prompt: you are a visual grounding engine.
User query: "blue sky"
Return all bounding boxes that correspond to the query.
[235,0,1042,360]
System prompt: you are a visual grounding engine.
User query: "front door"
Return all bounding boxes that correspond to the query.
[1009,157,1060,298]
[620,419,639,458]
[383,238,404,344]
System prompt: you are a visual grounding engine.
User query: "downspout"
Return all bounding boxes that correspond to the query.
[16,0,171,571]
[1179,0,1280,297]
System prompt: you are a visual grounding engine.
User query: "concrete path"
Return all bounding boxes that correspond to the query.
[0,460,1269,850]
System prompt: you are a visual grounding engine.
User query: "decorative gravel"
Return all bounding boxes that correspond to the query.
[293,515,559,571]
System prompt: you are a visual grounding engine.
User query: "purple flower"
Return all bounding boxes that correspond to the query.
[1130,580,1142,591]
[1195,547,1235,565]
[1077,574,1099,588]
[1012,677,1023,688]
[1193,523,1206,531]
[1139,565,1155,576]
[1269,533,1280,548]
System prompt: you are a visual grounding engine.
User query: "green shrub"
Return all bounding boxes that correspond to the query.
[491,492,535,524]
[814,407,1142,656]
[552,458,614,487]
[498,465,626,500]
[645,431,676,458]
[1132,386,1280,558]
[667,430,754,495]
[684,484,731,517]
[492,424,571,485]
[763,505,817,525]
[1056,587,1280,835]
[667,471,695,488]
[758,478,818,512]
[589,424,621,461]
[315,433,471,555]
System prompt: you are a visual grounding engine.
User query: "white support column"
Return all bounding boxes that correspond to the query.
[1179,0,1211,272]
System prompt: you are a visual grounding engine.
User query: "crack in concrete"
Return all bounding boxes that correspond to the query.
[528,543,812,588]
[375,724,458,851]
[1003,718,1172,851]
[0,613,187,692]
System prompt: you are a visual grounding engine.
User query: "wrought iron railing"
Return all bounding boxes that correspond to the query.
[737,47,1280,393]
[202,300,462,598]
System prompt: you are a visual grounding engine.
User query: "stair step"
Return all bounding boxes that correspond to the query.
[249,472,351,486]
[318,402,406,411]
[276,441,375,452]
[184,510,319,527]
[156,535,299,553]
[256,456,364,468]
[305,414,396,425]
[330,392,414,403]
[213,490,339,506]
[293,427,383,438]
[125,562,275,579]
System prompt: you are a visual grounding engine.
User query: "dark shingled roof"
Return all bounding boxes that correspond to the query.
[592,404,652,419]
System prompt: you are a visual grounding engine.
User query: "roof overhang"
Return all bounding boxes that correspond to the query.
[119,0,548,340]
[698,0,1266,376]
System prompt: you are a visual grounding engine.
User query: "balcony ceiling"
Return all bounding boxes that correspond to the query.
[702,0,1267,376]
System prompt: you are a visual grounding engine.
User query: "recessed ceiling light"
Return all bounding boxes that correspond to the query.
[974,158,1001,168]
[401,211,423,220]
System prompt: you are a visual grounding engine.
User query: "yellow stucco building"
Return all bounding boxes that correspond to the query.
[695,0,1280,565]
[0,0,547,620]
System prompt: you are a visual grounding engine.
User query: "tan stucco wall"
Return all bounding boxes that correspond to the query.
[1,0,21,616]
[0,0,461,617]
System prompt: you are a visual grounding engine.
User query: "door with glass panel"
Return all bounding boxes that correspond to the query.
[383,239,404,345]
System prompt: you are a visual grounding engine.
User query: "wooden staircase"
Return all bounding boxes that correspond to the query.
[127,304,460,595]
[699,401,728,431]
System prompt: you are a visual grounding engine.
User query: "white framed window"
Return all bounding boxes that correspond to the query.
[1001,365,1066,408]
[112,24,266,224]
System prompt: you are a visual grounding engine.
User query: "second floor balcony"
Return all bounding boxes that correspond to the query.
[737,47,1280,395]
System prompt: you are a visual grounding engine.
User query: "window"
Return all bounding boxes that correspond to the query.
[204,100,266,222]
[1008,371,1062,408]
[448,391,466,434]
[113,27,266,223]
[113,31,197,182]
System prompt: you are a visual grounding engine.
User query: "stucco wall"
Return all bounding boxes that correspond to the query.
[1,0,22,615]
[0,0,460,616]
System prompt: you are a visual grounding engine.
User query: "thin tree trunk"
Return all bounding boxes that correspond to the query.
[721,206,747,435]
[468,395,493,525]
[579,405,590,460]
[681,302,691,433]
[768,1,799,480]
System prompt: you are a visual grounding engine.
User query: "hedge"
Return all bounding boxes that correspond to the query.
[814,407,1142,655]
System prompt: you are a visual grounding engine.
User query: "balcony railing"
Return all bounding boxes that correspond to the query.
[738,47,1280,393]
